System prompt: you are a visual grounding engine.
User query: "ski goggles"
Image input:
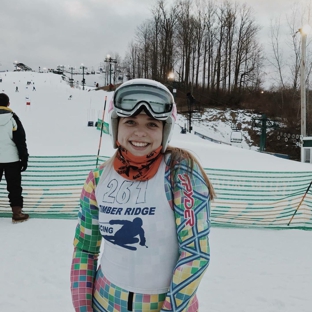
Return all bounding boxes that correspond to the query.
[113,84,174,120]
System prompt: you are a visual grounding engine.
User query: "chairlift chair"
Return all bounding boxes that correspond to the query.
[230,130,243,143]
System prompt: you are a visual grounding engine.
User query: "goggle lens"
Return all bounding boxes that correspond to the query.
[114,84,173,117]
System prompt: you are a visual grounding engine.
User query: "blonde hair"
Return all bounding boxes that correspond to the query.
[165,145,216,200]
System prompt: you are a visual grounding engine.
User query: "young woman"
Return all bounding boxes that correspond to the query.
[70,79,215,312]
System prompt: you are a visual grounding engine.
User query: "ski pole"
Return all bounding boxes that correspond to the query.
[287,180,312,226]
[96,96,107,168]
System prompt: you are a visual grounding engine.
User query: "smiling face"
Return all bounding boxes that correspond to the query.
[117,113,163,156]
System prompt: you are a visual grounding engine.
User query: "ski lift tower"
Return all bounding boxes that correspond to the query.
[186,92,196,132]
[104,55,117,91]
[68,66,75,88]
[251,114,279,152]
[80,64,87,90]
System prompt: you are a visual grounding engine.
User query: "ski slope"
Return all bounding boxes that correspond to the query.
[0,71,311,312]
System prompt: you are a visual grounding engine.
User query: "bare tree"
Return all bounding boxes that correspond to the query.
[223,1,237,92]
[175,0,196,88]
[200,0,216,90]
[269,17,287,90]
[158,0,178,80]
[232,4,260,92]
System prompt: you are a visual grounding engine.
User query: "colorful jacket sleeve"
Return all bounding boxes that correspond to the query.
[70,167,103,312]
[161,159,211,312]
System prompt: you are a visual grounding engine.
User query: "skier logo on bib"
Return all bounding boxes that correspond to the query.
[103,217,147,250]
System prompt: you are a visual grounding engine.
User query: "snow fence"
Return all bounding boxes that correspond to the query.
[0,155,109,219]
[0,155,311,229]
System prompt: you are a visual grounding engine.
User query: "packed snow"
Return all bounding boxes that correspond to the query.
[0,71,311,312]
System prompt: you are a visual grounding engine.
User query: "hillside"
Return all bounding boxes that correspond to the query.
[171,86,301,160]
[0,71,304,165]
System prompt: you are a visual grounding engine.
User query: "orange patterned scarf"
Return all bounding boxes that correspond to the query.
[114,143,163,181]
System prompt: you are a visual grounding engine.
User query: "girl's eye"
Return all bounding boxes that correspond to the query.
[125,119,135,125]
[148,122,160,128]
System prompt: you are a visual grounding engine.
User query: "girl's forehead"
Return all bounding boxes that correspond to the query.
[122,114,158,121]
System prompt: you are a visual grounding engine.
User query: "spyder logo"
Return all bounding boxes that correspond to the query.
[178,173,195,227]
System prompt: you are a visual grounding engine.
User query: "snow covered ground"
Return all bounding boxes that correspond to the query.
[0,72,311,312]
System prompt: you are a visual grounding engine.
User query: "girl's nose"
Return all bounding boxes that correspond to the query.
[133,127,147,137]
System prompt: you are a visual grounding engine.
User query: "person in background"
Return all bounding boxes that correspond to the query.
[70,79,215,312]
[0,93,29,223]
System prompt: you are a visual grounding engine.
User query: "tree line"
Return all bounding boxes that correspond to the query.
[106,0,312,153]
[122,0,263,107]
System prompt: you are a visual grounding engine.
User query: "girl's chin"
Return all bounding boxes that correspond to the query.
[129,148,149,156]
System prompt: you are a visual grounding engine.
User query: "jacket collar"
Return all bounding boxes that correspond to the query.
[0,106,13,114]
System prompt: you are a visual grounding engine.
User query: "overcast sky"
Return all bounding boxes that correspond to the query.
[0,0,304,73]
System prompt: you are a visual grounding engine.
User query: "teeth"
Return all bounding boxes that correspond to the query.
[132,141,148,147]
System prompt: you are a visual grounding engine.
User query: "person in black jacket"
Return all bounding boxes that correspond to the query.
[0,93,29,223]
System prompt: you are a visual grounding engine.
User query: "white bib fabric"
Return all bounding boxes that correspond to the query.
[95,158,179,294]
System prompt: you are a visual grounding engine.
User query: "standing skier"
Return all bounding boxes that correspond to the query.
[70,79,215,311]
[0,93,29,223]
